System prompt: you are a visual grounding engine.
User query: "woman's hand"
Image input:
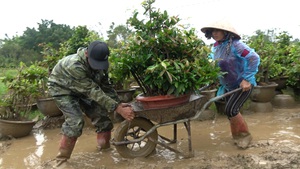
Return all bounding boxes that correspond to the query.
[240,79,251,92]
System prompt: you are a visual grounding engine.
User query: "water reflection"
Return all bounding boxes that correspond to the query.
[24,129,46,168]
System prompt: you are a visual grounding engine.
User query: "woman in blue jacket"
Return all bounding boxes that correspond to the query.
[201,20,260,149]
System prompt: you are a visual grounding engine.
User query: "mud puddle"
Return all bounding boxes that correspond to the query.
[1,103,300,169]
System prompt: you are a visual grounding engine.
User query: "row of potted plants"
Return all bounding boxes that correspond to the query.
[245,30,300,92]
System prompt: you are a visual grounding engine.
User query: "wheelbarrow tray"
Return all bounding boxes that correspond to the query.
[132,94,207,123]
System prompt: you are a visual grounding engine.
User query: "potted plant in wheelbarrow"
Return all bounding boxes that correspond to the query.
[111,0,221,158]
[114,0,220,109]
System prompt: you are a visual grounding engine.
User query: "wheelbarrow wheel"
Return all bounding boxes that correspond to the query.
[114,117,158,158]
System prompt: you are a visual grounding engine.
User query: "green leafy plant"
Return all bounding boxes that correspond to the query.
[109,47,134,90]
[0,62,48,120]
[112,0,220,96]
[286,42,300,89]
[246,30,293,84]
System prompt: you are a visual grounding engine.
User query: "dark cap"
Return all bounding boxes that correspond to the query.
[87,41,110,70]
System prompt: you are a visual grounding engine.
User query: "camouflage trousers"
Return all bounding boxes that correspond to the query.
[53,95,113,137]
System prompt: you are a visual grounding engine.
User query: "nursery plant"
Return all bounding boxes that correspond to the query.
[0,62,48,120]
[113,0,220,97]
[286,42,300,90]
[246,30,293,84]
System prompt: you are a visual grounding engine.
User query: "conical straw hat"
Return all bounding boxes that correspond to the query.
[201,20,241,39]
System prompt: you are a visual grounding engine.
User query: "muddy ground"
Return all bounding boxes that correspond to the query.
[1,99,300,169]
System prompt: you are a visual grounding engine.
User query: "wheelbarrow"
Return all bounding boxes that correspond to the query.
[111,87,242,158]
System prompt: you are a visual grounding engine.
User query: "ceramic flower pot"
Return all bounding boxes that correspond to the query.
[272,94,296,108]
[214,100,226,114]
[135,93,191,110]
[200,89,217,109]
[36,97,63,117]
[116,88,136,102]
[0,119,36,138]
[250,83,278,103]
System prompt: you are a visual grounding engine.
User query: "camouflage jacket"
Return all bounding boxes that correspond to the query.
[47,48,120,112]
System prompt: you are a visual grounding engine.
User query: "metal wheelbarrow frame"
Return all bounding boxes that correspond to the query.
[111,88,242,158]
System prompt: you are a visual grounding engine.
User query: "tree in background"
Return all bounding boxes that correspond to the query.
[0,19,74,67]
[106,22,132,49]
[20,19,73,52]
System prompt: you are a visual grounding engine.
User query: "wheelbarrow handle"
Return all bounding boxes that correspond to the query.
[191,87,242,120]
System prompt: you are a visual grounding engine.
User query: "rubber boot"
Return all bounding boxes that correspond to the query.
[97,131,111,150]
[230,113,252,149]
[55,135,77,167]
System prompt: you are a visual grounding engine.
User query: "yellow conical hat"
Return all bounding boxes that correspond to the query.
[201,20,241,39]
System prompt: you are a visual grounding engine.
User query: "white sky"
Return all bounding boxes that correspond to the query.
[1,0,299,44]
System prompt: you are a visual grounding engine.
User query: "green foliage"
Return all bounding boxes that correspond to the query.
[112,0,220,96]
[246,30,294,83]
[0,68,18,96]
[38,25,103,72]
[0,63,48,120]
[0,36,40,67]
[286,42,300,88]
[60,25,102,56]
[0,19,74,67]
[20,19,73,52]
[107,22,132,49]
[109,47,133,90]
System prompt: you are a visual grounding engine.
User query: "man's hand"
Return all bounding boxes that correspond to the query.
[115,103,135,121]
[240,79,251,92]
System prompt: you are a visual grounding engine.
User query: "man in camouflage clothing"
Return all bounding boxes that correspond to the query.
[48,40,135,166]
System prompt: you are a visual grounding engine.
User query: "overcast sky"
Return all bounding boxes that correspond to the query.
[1,0,299,44]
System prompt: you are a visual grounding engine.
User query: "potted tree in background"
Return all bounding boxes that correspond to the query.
[245,30,279,112]
[109,48,137,102]
[0,63,40,139]
[245,30,300,111]
[286,41,300,98]
[113,0,220,109]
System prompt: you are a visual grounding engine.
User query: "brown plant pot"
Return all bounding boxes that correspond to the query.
[250,83,278,102]
[0,119,36,138]
[136,93,190,110]
[214,100,226,114]
[270,76,288,91]
[116,88,136,102]
[272,94,296,108]
[200,89,217,109]
[37,98,63,117]
[293,88,300,96]
[249,101,273,112]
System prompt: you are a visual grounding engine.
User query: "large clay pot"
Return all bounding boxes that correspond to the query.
[249,102,273,112]
[272,94,296,108]
[135,93,190,110]
[116,88,136,102]
[270,76,288,91]
[37,97,63,117]
[0,119,36,138]
[214,100,226,114]
[200,89,217,109]
[250,83,278,103]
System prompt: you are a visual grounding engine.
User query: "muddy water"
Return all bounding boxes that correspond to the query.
[1,103,300,169]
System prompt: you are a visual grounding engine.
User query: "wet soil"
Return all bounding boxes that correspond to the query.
[1,101,300,169]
